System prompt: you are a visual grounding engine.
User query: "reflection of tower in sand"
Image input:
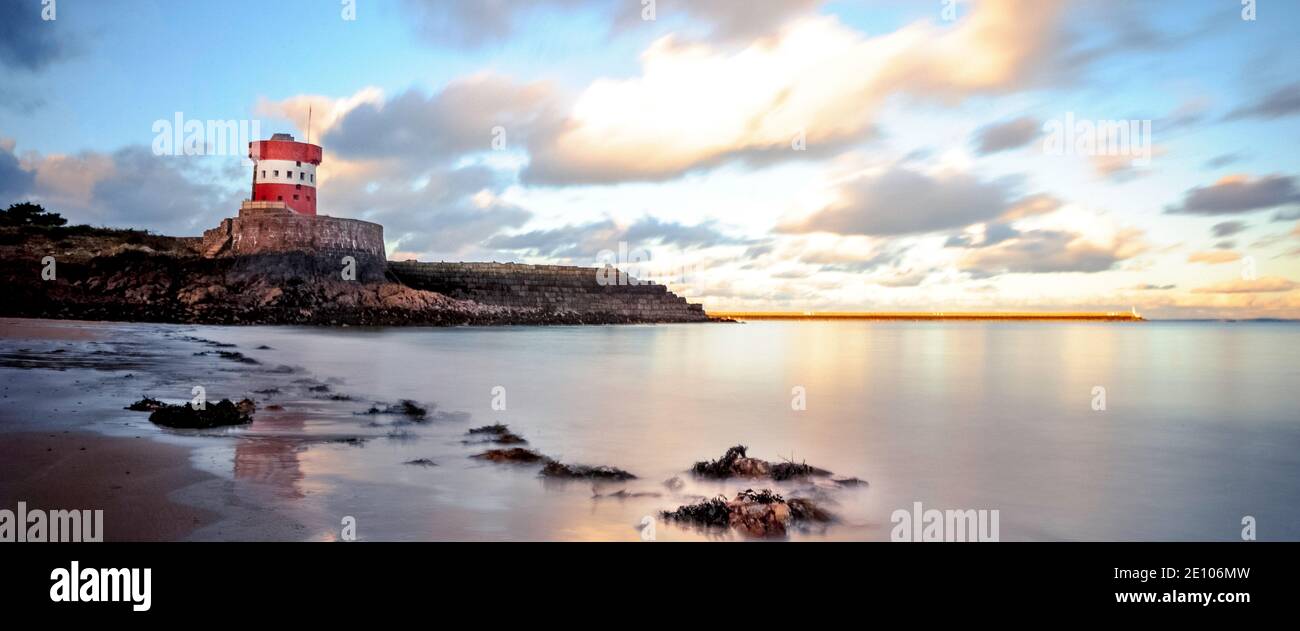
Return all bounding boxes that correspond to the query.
[233,410,307,499]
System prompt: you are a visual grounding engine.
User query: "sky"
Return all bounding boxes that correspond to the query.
[2,0,1299,318]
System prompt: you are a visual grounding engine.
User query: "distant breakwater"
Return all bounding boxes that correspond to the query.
[711,311,1144,322]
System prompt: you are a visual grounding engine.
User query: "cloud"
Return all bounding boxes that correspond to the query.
[781,166,1020,236]
[998,193,1062,220]
[320,76,558,171]
[1226,82,1300,121]
[971,116,1040,154]
[958,228,1147,276]
[1210,220,1248,238]
[1092,149,1161,183]
[795,243,903,273]
[644,0,825,42]
[1187,250,1241,264]
[402,0,825,49]
[1130,283,1176,291]
[1192,277,1298,294]
[0,140,35,202]
[485,216,746,259]
[0,1,74,71]
[317,158,534,257]
[402,0,597,49]
[1203,153,1241,170]
[254,87,386,143]
[2,143,242,235]
[525,0,1068,184]
[1166,174,1300,215]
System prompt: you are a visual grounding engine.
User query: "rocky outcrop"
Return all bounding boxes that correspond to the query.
[0,224,712,326]
[389,261,708,322]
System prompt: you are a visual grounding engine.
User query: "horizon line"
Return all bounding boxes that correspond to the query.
[708,311,1145,321]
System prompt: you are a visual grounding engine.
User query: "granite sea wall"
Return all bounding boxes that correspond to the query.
[388,261,709,322]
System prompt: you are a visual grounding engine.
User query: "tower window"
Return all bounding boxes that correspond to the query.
[261,170,266,178]
[274,170,279,177]
[293,194,299,200]
[287,171,293,178]
[277,195,283,201]
[310,174,314,183]
[300,172,305,180]
[296,161,301,167]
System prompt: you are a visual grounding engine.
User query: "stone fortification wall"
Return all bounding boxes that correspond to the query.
[388,261,708,322]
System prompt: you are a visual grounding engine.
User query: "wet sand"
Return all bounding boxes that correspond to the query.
[0,431,218,541]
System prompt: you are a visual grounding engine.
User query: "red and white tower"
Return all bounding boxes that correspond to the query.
[248,133,323,215]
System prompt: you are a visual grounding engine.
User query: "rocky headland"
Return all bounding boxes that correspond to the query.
[0,224,712,326]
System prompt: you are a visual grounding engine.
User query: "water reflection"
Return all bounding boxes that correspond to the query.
[233,410,307,499]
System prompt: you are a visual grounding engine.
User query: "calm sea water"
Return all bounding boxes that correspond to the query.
[4,319,1299,541]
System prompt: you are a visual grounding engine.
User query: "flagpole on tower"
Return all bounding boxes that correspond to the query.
[307,105,313,145]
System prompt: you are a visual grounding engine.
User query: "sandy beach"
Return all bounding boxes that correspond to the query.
[0,431,216,541]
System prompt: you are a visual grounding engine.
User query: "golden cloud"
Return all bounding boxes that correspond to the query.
[1187,250,1242,264]
[1191,277,1298,294]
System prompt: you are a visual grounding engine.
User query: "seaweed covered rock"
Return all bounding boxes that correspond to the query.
[472,447,547,464]
[691,445,832,481]
[540,460,636,481]
[148,398,255,429]
[691,445,769,478]
[464,423,527,445]
[361,400,428,421]
[660,489,834,538]
[124,396,165,411]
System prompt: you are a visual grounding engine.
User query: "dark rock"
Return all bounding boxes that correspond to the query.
[403,458,438,467]
[472,448,547,464]
[540,460,636,481]
[831,476,868,488]
[691,445,834,481]
[124,396,164,411]
[148,398,255,429]
[661,496,731,528]
[661,488,835,538]
[464,423,527,444]
[362,400,428,421]
[594,489,662,500]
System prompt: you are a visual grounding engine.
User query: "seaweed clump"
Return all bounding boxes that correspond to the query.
[464,423,527,445]
[148,398,255,429]
[691,445,833,481]
[659,488,834,538]
[691,445,769,478]
[472,447,547,464]
[540,461,636,481]
[361,400,429,421]
[661,496,731,528]
[124,396,164,411]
